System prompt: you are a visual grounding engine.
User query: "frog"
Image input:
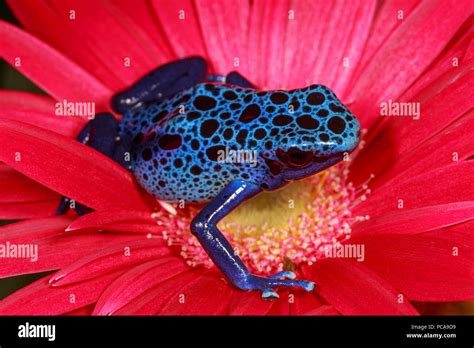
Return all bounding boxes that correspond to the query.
[57,57,360,299]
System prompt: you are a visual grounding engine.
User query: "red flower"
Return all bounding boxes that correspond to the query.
[0,0,473,315]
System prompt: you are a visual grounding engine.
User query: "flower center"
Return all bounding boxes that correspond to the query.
[162,162,370,274]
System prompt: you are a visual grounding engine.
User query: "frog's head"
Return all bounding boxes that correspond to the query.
[263,84,360,181]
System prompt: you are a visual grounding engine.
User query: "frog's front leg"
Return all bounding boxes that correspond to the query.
[191,180,315,299]
[111,56,207,114]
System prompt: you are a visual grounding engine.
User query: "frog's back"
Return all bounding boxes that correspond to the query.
[120,83,269,202]
[120,82,358,202]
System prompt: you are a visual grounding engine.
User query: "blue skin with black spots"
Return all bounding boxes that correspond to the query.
[60,57,360,299]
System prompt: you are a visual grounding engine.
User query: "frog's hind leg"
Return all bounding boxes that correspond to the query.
[191,179,315,300]
[225,71,255,88]
[55,113,131,216]
[111,57,208,114]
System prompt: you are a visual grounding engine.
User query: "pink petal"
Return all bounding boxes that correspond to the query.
[0,268,130,315]
[400,21,474,102]
[0,20,111,109]
[0,91,84,137]
[93,258,189,315]
[247,0,289,88]
[352,234,474,301]
[353,162,474,218]
[329,1,377,96]
[352,202,474,238]
[348,0,421,93]
[0,119,151,212]
[49,239,168,286]
[152,0,209,60]
[304,259,419,315]
[348,0,472,128]
[195,0,250,76]
[159,270,235,315]
[114,270,200,315]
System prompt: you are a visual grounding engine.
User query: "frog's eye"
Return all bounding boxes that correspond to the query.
[277,147,313,168]
[287,150,313,168]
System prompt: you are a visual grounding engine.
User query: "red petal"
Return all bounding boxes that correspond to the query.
[49,239,168,286]
[228,291,274,315]
[362,111,474,191]
[0,165,58,203]
[354,162,474,218]
[423,220,474,247]
[289,289,324,316]
[64,304,95,316]
[6,0,122,90]
[0,20,111,110]
[0,229,139,279]
[44,0,168,89]
[349,0,472,128]
[352,202,474,238]
[194,0,250,77]
[113,270,200,315]
[152,0,209,59]
[350,68,474,187]
[302,305,340,316]
[0,268,129,315]
[66,209,160,234]
[0,119,151,212]
[0,200,57,219]
[303,259,419,315]
[351,234,474,301]
[0,215,73,243]
[159,270,235,315]
[93,258,189,315]
[266,289,290,315]
[0,91,84,136]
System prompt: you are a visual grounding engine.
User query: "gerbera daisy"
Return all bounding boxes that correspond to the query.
[0,0,473,315]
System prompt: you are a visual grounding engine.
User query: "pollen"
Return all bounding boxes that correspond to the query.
[161,162,371,274]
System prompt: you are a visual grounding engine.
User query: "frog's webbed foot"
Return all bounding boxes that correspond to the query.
[244,273,315,300]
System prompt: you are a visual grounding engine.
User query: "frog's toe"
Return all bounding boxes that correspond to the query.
[245,274,316,300]
[261,288,280,300]
[268,271,296,280]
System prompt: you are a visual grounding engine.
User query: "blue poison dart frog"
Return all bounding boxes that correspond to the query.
[57,57,360,299]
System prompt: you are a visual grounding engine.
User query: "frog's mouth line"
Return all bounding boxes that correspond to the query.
[280,152,344,181]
